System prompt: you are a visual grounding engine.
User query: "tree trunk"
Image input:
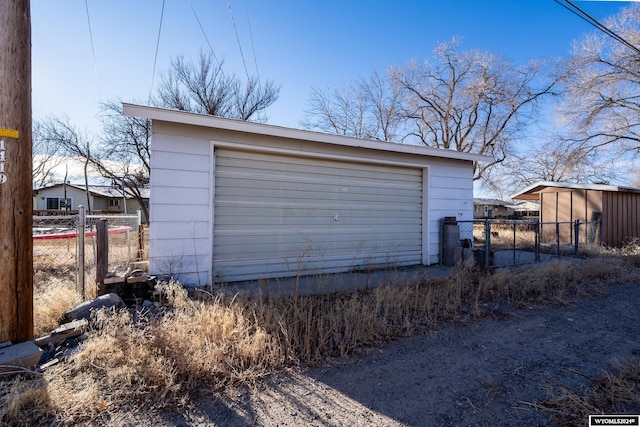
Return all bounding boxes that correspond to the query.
[0,0,33,343]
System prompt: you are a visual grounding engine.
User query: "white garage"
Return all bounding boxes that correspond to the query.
[123,104,486,286]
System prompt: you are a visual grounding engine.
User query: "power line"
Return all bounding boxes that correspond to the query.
[227,0,251,82]
[554,0,640,56]
[190,0,223,69]
[149,0,166,103]
[242,0,267,122]
[84,0,101,101]
[243,0,262,83]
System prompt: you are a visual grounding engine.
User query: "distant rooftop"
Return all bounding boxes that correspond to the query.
[511,181,640,201]
[34,183,150,199]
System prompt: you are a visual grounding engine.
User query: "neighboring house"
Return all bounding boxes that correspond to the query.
[473,198,519,219]
[513,200,540,218]
[511,181,640,247]
[124,103,489,286]
[33,183,150,222]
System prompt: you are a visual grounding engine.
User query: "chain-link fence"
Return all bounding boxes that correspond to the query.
[449,218,602,268]
[33,208,145,297]
[33,215,78,269]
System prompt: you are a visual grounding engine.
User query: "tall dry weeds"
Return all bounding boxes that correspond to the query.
[540,356,640,426]
[33,271,82,337]
[6,250,640,425]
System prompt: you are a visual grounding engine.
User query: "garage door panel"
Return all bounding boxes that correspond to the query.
[213,149,423,282]
[215,203,423,220]
[216,171,421,195]
[218,150,422,182]
[215,181,422,202]
[214,208,422,224]
[215,245,423,265]
[216,230,422,251]
[213,251,423,282]
[217,165,421,186]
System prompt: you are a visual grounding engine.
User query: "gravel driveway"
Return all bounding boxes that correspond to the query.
[151,280,640,426]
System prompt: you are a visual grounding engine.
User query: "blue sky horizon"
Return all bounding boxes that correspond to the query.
[32,1,633,135]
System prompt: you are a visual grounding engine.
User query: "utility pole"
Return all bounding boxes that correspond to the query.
[0,0,33,343]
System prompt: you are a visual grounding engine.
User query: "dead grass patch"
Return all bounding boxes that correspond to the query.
[33,270,82,337]
[6,248,640,425]
[539,357,640,426]
[0,377,52,427]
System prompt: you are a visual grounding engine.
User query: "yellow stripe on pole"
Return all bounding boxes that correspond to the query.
[0,128,19,139]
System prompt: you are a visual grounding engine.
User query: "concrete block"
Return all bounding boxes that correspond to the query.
[0,341,42,372]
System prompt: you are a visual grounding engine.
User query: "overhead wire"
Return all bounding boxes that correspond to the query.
[149,0,166,104]
[84,0,102,102]
[243,0,262,83]
[190,0,223,69]
[227,0,251,82]
[242,0,267,121]
[188,1,269,121]
[554,0,640,56]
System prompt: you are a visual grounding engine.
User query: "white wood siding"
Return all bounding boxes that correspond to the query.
[429,162,475,260]
[212,149,423,282]
[148,130,213,285]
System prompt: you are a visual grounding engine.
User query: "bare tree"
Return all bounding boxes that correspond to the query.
[37,112,150,218]
[478,135,618,200]
[156,52,280,121]
[304,39,558,181]
[37,115,94,210]
[391,39,559,180]
[304,69,402,141]
[32,119,65,187]
[35,53,280,217]
[363,69,404,142]
[559,4,640,156]
[632,169,640,187]
[98,99,150,219]
[506,141,613,185]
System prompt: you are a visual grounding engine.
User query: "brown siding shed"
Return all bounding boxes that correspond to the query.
[512,181,640,248]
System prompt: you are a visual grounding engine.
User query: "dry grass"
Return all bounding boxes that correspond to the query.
[540,357,640,426]
[476,256,640,307]
[4,246,640,425]
[33,270,82,337]
[0,377,52,426]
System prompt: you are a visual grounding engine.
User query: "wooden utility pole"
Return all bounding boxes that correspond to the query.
[0,0,33,343]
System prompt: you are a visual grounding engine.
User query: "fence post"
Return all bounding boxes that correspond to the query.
[484,219,491,268]
[599,217,603,246]
[535,221,540,262]
[512,222,517,265]
[556,222,561,257]
[574,219,580,256]
[95,218,109,296]
[77,205,86,300]
[137,224,145,261]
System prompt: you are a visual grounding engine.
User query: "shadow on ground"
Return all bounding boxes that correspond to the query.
[156,281,640,426]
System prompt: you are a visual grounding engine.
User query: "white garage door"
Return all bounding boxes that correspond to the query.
[212,149,424,282]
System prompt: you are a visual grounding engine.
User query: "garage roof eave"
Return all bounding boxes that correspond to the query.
[123,103,490,164]
[511,180,640,200]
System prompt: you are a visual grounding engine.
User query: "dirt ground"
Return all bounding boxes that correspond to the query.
[126,280,640,427]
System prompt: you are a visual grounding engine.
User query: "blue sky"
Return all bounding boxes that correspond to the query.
[32,1,631,134]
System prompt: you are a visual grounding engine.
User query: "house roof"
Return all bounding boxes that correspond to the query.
[511,181,640,201]
[34,183,150,199]
[513,200,540,211]
[122,103,491,164]
[473,198,519,209]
